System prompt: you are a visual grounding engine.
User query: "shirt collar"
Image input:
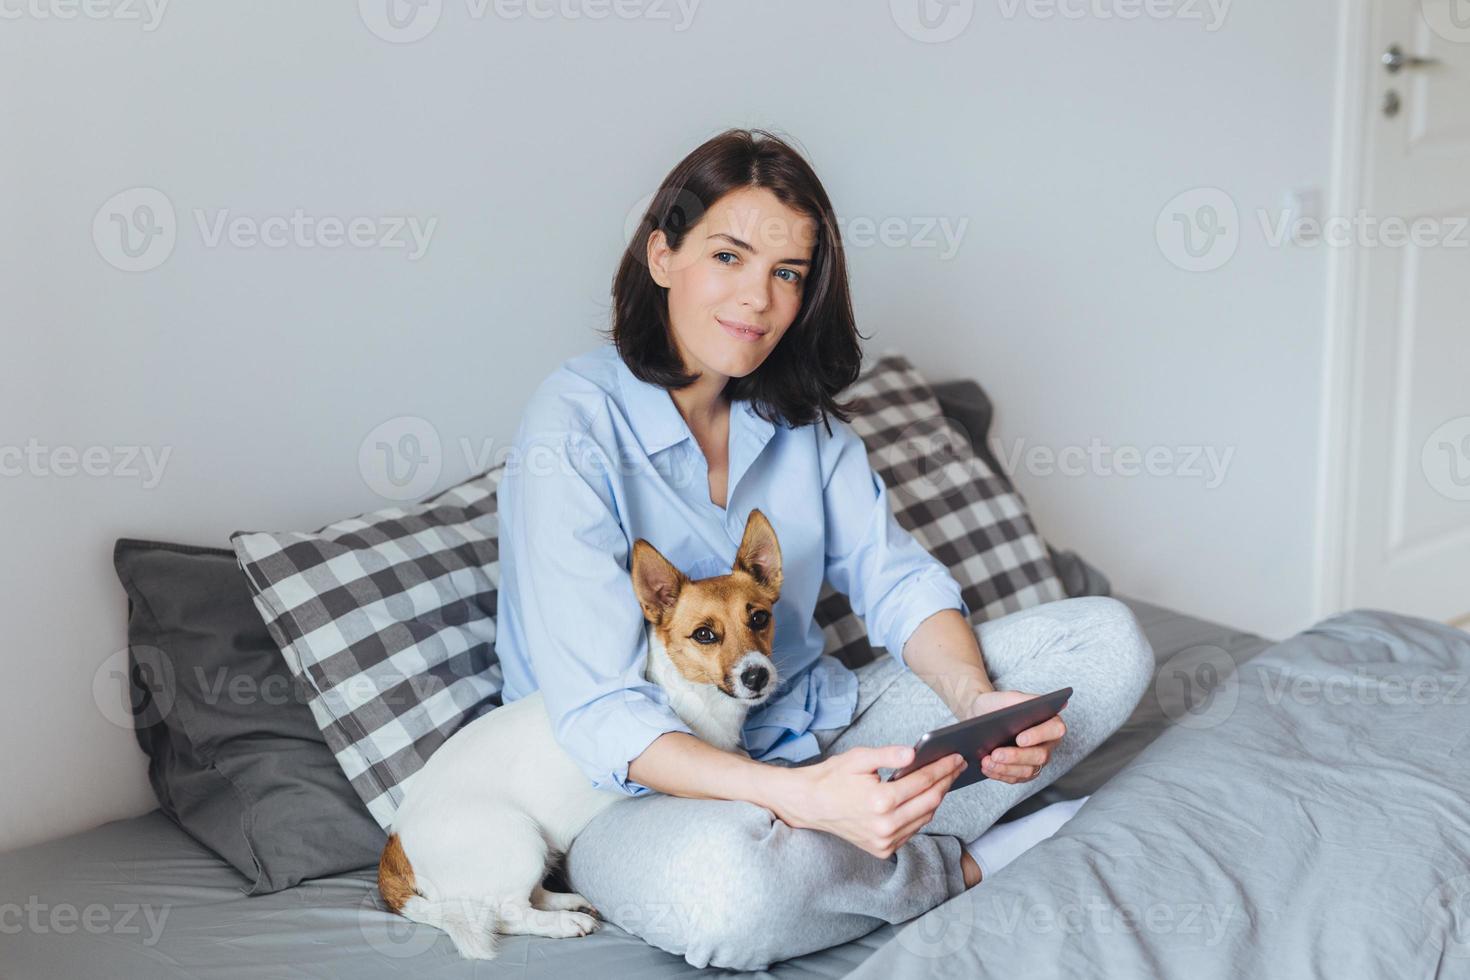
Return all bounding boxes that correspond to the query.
[612,350,776,478]
[613,351,692,455]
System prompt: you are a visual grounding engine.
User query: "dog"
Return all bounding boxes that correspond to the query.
[378,508,784,960]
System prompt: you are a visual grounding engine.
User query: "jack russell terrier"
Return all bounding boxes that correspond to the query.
[378,508,784,959]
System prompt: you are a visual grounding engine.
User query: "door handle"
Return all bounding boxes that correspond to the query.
[1382,44,1440,73]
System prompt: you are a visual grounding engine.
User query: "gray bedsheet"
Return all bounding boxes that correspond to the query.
[0,595,1275,979]
[848,609,1470,980]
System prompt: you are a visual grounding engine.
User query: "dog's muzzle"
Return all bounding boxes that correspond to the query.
[729,652,778,702]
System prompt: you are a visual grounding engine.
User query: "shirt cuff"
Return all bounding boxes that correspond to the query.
[885,575,970,668]
[598,710,694,797]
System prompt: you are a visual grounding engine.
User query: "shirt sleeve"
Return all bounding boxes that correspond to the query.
[497,425,692,797]
[819,415,971,668]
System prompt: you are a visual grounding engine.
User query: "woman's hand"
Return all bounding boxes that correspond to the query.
[966,690,1069,784]
[761,746,966,859]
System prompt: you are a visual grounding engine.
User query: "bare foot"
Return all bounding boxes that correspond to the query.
[960,850,983,888]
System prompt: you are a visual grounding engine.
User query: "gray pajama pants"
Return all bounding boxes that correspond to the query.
[562,595,1156,971]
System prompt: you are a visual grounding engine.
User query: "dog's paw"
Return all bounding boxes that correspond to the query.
[565,910,599,937]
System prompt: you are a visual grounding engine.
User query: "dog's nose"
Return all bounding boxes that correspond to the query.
[740,664,770,693]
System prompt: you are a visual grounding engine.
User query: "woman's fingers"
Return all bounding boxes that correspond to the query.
[1017,714,1066,749]
[986,743,1053,770]
[981,744,1053,781]
[882,753,964,810]
[887,759,963,827]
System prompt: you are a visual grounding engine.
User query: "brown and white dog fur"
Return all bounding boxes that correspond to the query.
[378,509,784,959]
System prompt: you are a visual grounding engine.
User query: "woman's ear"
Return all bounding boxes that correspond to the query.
[734,509,783,595]
[631,539,685,623]
[646,229,672,289]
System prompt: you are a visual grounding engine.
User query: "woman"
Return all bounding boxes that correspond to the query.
[492,128,1155,971]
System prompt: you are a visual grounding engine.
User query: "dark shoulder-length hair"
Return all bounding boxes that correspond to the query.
[600,128,865,433]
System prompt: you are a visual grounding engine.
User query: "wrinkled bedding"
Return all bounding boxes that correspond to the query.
[17,599,1465,979]
[848,609,1470,980]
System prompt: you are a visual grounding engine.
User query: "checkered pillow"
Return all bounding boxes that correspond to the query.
[230,469,505,829]
[815,351,1066,669]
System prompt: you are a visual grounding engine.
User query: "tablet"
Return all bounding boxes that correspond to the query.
[883,687,1072,790]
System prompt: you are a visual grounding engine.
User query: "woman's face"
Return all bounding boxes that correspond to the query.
[647,186,817,384]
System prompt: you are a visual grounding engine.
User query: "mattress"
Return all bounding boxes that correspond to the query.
[0,596,1273,979]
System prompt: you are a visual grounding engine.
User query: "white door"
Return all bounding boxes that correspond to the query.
[1340,0,1470,625]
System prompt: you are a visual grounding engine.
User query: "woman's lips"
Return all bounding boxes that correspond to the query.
[718,318,767,343]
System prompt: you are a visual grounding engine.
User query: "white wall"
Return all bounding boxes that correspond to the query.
[0,1,1340,852]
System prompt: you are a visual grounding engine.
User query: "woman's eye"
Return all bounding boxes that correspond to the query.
[714,251,738,265]
[693,626,718,644]
[750,610,771,629]
[775,268,801,284]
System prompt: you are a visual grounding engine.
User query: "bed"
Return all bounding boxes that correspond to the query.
[0,595,1278,979]
[7,373,1468,979]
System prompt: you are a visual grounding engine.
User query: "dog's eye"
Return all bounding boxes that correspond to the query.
[749,610,771,630]
[692,626,718,645]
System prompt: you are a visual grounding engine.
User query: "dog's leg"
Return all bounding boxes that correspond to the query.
[497,899,599,939]
[531,884,599,917]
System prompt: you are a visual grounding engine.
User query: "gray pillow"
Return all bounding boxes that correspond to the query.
[114,538,385,894]
[932,378,1112,599]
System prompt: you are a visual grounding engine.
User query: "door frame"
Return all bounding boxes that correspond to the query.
[1313,0,1376,620]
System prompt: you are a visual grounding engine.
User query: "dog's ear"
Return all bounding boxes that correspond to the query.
[631,539,685,624]
[734,509,782,595]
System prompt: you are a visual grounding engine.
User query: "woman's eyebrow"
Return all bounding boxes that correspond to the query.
[710,232,811,267]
